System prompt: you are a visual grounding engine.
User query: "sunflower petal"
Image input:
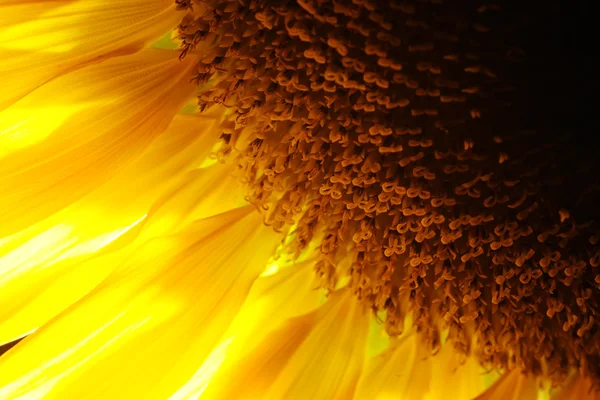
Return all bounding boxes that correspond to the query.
[0,48,197,237]
[0,0,181,109]
[473,369,538,400]
[424,343,490,400]
[0,1,73,28]
[202,288,369,400]
[173,260,323,399]
[0,112,225,345]
[354,333,432,400]
[231,260,323,343]
[224,258,324,348]
[0,207,280,399]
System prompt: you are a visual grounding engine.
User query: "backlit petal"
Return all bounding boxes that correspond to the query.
[202,289,369,400]
[174,259,323,399]
[0,112,226,345]
[0,1,73,28]
[219,258,324,355]
[0,48,197,237]
[0,0,181,109]
[0,207,281,399]
[354,333,432,400]
[473,369,538,400]
[425,343,490,400]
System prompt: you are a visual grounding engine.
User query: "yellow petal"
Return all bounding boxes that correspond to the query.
[0,0,181,109]
[224,258,324,349]
[174,260,323,399]
[0,112,225,345]
[473,369,538,400]
[0,48,197,237]
[202,289,369,400]
[0,218,143,346]
[0,207,281,399]
[140,168,248,238]
[354,333,432,400]
[0,1,73,28]
[551,374,599,400]
[425,343,489,400]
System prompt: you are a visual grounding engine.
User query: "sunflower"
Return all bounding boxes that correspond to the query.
[0,0,597,399]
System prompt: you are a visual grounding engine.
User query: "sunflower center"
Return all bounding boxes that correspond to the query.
[178,0,599,384]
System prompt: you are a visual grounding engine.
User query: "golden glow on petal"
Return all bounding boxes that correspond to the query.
[0,0,181,109]
[0,48,198,237]
[0,105,85,154]
[0,208,281,399]
[169,338,234,400]
[260,260,282,277]
[0,161,242,347]
[0,218,143,346]
[136,164,247,239]
[229,259,323,342]
[190,259,323,398]
[473,369,538,400]
[355,333,432,400]
[0,111,225,345]
[425,344,490,400]
[202,289,368,400]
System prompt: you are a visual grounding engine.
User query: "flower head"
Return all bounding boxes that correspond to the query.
[0,1,597,399]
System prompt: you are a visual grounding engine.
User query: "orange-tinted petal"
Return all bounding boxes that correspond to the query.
[551,374,599,400]
[173,259,323,399]
[355,333,433,400]
[202,289,369,399]
[425,343,490,400]
[220,258,323,351]
[474,369,538,400]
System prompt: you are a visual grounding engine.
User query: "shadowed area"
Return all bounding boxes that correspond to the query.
[0,338,24,358]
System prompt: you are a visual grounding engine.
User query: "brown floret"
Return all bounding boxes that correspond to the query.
[180,0,599,384]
